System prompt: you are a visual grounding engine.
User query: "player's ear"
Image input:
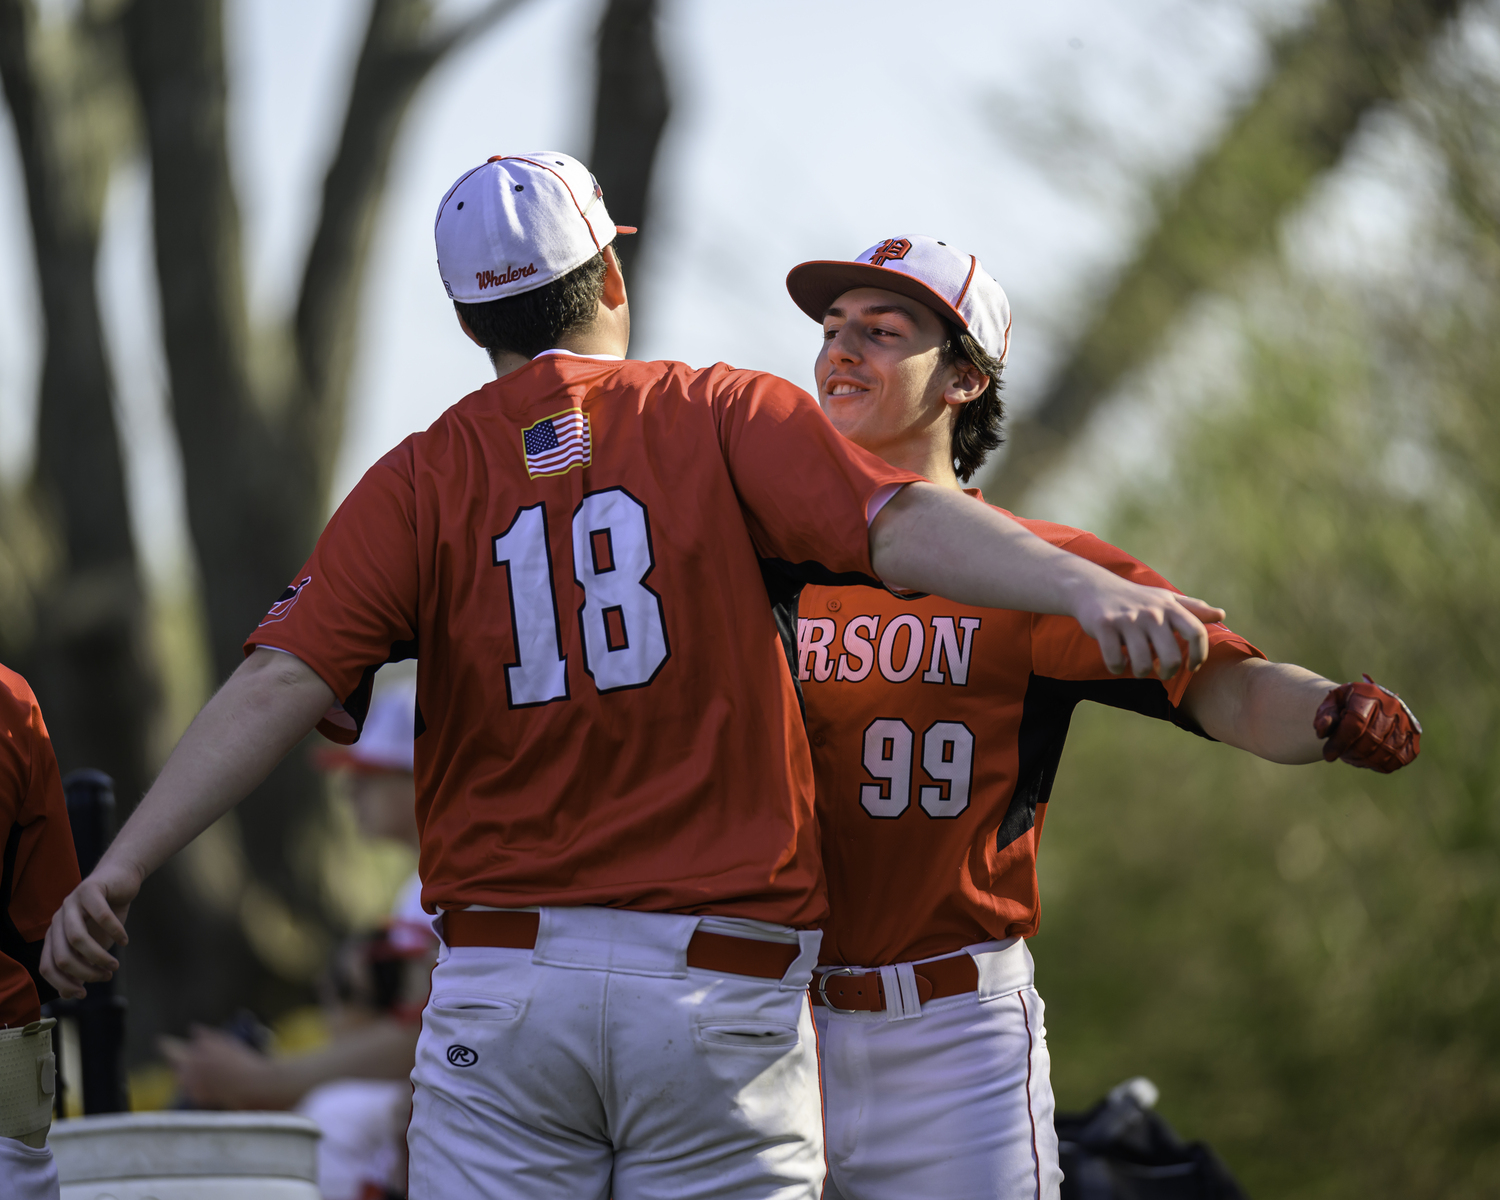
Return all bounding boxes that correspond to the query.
[942,358,988,407]
[601,244,628,311]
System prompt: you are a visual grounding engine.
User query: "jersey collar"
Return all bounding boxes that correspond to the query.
[533,348,624,362]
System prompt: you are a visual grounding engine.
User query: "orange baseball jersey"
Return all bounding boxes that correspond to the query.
[798,507,1261,967]
[246,353,919,928]
[1,664,82,1026]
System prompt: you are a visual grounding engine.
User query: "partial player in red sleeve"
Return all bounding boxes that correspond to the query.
[785,237,1421,1200]
[41,155,1227,1200]
[1,664,81,1197]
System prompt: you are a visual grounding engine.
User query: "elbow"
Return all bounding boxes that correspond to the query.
[237,648,335,718]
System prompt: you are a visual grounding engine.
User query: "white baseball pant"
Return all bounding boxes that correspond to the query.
[295,1078,411,1200]
[407,906,825,1200]
[0,1136,59,1199]
[814,939,1063,1200]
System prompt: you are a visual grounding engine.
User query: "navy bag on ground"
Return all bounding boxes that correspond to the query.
[1057,1078,1249,1199]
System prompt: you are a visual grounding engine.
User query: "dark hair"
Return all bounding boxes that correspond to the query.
[940,327,1005,482]
[453,251,608,360]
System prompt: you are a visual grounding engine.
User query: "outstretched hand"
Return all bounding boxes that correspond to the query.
[1071,580,1225,680]
[40,861,141,1000]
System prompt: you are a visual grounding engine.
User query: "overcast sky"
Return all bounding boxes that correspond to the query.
[0,0,1314,584]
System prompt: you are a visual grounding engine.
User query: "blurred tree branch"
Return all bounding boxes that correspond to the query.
[986,0,1463,508]
[589,0,669,284]
[295,0,537,503]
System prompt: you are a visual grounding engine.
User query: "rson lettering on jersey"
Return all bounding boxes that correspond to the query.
[797,612,981,685]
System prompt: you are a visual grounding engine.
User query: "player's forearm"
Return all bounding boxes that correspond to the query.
[1180,656,1335,764]
[278,1019,422,1099]
[99,649,335,885]
[869,483,1114,615]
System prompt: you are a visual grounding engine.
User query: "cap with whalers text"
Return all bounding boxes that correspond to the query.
[434,152,636,304]
[786,236,1012,364]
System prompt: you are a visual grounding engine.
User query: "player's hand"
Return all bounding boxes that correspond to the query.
[1314,675,1421,773]
[40,861,141,1000]
[160,1026,287,1110]
[1071,580,1225,680]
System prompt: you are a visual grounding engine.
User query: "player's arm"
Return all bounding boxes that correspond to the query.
[1178,656,1335,764]
[1181,655,1422,772]
[40,648,334,999]
[870,482,1224,678]
[161,1017,421,1110]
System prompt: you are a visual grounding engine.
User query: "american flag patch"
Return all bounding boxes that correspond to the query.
[521,409,591,478]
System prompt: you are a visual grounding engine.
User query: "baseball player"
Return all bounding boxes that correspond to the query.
[1,663,82,1200]
[784,235,1423,1199]
[42,155,1226,1200]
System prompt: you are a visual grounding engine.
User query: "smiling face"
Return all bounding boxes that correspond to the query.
[815,287,987,484]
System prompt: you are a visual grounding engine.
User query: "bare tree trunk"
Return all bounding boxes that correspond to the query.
[985,0,1463,508]
[115,0,534,1048]
[0,1,154,814]
[0,0,212,1062]
[589,0,669,285]
[123,0,327,928]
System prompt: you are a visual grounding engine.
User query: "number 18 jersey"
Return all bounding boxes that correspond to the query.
[246,353,917,928]
[799,504,1261,967]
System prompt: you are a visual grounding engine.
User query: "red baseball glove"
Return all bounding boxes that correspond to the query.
[1313,674,1421,773]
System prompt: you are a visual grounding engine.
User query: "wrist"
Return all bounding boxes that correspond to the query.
[92,848,148,898]
[1057,558,1110,620]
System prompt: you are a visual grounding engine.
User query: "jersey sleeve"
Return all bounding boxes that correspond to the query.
[710,369,922,584]
[1,670,82,1025]
[1030,528,1263,724]
[244,444,421,743]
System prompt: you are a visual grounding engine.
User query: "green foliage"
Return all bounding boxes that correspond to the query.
[1034,160,1500,1198]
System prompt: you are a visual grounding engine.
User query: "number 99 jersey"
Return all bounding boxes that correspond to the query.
[798,506,1261,968]
[245,353,917,928]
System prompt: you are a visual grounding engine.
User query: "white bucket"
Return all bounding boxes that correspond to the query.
[50,1111,321,1200]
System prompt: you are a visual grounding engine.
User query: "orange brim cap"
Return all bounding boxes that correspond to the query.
[786,235,1011,365]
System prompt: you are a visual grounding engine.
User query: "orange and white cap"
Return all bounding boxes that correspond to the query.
[314,682,416,774]
[786,236,1012,365]
[434,152,636,304]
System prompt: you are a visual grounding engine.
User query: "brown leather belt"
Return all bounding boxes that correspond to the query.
[812,954,978,1012]
[442,909,800,981]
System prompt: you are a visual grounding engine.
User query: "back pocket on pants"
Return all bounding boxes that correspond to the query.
[693,1019,800,1049]
[428,994,523,1022]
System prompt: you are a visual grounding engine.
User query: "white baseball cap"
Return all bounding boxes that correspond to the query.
[315,683,416,774]
[434,152,636,304]
[786,236,1012,365]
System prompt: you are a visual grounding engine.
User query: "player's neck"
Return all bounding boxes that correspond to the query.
[880,436,966,491]
[489,320,631,380]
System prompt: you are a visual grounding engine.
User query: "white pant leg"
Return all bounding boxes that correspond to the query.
[0,1136,59,1200]
[816,944,1062,1200]
[605,968,823,1200]
[408,946,613,1200]
[295,1079,411,1200]
[407,910,825,1200]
